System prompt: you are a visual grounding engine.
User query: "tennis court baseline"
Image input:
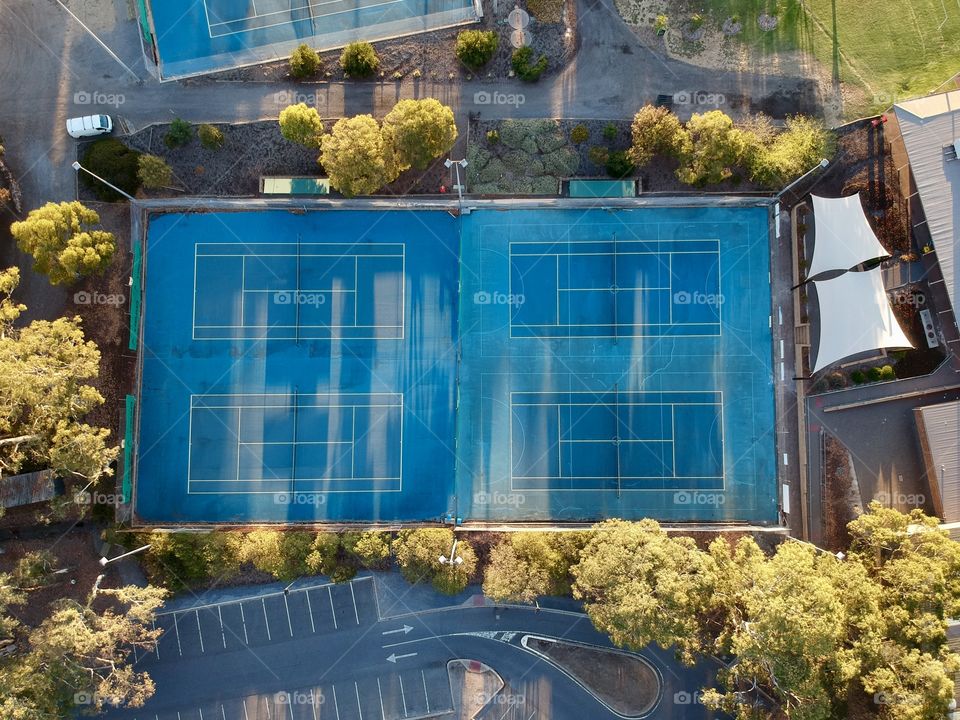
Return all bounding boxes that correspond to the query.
[510,391,724,491]
[193,242,404,340]
[187,393,403,494]
[509,238,722,338]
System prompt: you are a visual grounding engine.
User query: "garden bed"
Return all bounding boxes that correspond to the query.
[188,0,574,85]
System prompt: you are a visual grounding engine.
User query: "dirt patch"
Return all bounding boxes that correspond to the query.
[189,0,574,85]
[528,637,660,716]
[822,434,855,551]
[0,529,110,630]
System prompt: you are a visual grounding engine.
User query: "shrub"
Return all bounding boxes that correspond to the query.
[340,41,379,78]
[570,124,589,144]
[867,367,882,382]
[139,532,241,590]
[79,138,141,201]
[289,43,321,79]
[747,115,833,188]
[486,129,500,144]
[606,150,636,178]
[851,370,865,384]
[512,46,548,82]
[164,118,193,149]
[198,123,224,150]
[655,14,668,33]
[879,364,896,381]
[343,531,392,569]
[14,550,56,588]
[137,154,173,189]
[456,30,499,70]
[602,123,618,141]
[588,145,610,166]
[689,12,704,30]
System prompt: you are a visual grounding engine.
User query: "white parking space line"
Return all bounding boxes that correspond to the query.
[305,590,316,633]
[196,610,205,653]
[243,698,250,720]
[355,682,363,720]
[152,619,160,660]
[262,598,272,641]
[377,677,386,720]
[218,606,227,649]
[422,671,429,714]
[350,583,360,625]
[173,613,183,656]
[333,685,341,720]
[222,704,227,720]
[240,603,250,644]
[312,689,319,720]
[284,594,293,637]
[399,675,407,717]
[328,586,338,630]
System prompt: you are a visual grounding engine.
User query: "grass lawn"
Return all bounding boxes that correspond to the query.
[700,0,960,115]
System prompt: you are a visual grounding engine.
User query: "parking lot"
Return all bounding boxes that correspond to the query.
[119,577,455,720]
[132,664,455,720]
[138,577,379,663]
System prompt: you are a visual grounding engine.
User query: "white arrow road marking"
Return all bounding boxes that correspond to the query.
[381,625,414,636]
[386,652,418,663]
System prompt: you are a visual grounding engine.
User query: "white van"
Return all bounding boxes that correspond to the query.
[66,114,113,139]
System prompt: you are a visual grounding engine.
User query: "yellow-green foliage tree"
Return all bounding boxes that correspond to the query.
[10,202,115,285]
[0,268,117,494]
[676,110,749,185]
[628,104,691,166]
[393,528,476,595]
[483,531,588,603]
[381,99,457,173]
[320,115,395,196]
[279,102,324,148]
[747,115,833,188]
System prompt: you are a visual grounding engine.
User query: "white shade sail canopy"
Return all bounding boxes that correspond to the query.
[812,267,913,373]
[808,194,891,279]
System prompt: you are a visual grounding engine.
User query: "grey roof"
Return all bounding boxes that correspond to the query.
[894,91,960,316]
[0,469,59,509]
[915,400,960,523]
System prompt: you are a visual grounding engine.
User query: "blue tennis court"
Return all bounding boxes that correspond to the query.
[133,204,778,524]
[147,0,478,79]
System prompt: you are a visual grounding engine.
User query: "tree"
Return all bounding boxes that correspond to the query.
[455,30,499,70]
[305,533,358,582]
[26,584,166,713]
[320,115,394,196]
[571,519,717,664]
[11,202,116,285]
[381,99,457,173]
[676,110,748,185]
[279,103,324,148]
[628,104,690,165]
[137,154,173,189]
[139,531,241,590]
[340,41,379,77]
[747,115,833,188]
[0,268,117,495]
[289,43,321,78]
[78,139,141,201]
[342,531,392,568]
[483,532,587,603]
[393,529,476,594]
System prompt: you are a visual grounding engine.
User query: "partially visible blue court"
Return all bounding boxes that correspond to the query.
[133,203,777,524]
[144,0,478,79]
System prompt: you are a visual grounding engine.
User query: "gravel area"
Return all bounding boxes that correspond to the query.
[188,0,575,85]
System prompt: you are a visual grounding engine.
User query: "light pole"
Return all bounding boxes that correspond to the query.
[438,538,464,568]
[776,158,830,200]
[444,158,468,202]
[787,536,844,561]
[100,544,151,567]
[71,160,136,202]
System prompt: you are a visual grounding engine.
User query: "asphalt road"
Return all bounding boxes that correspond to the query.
[98,576,723,720]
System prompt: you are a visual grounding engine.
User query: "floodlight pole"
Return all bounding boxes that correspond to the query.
[444,158,468,203]
[72,161,136,201]
[776,158,830,200]
[439,538,463,567]
[100,544,151,567]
